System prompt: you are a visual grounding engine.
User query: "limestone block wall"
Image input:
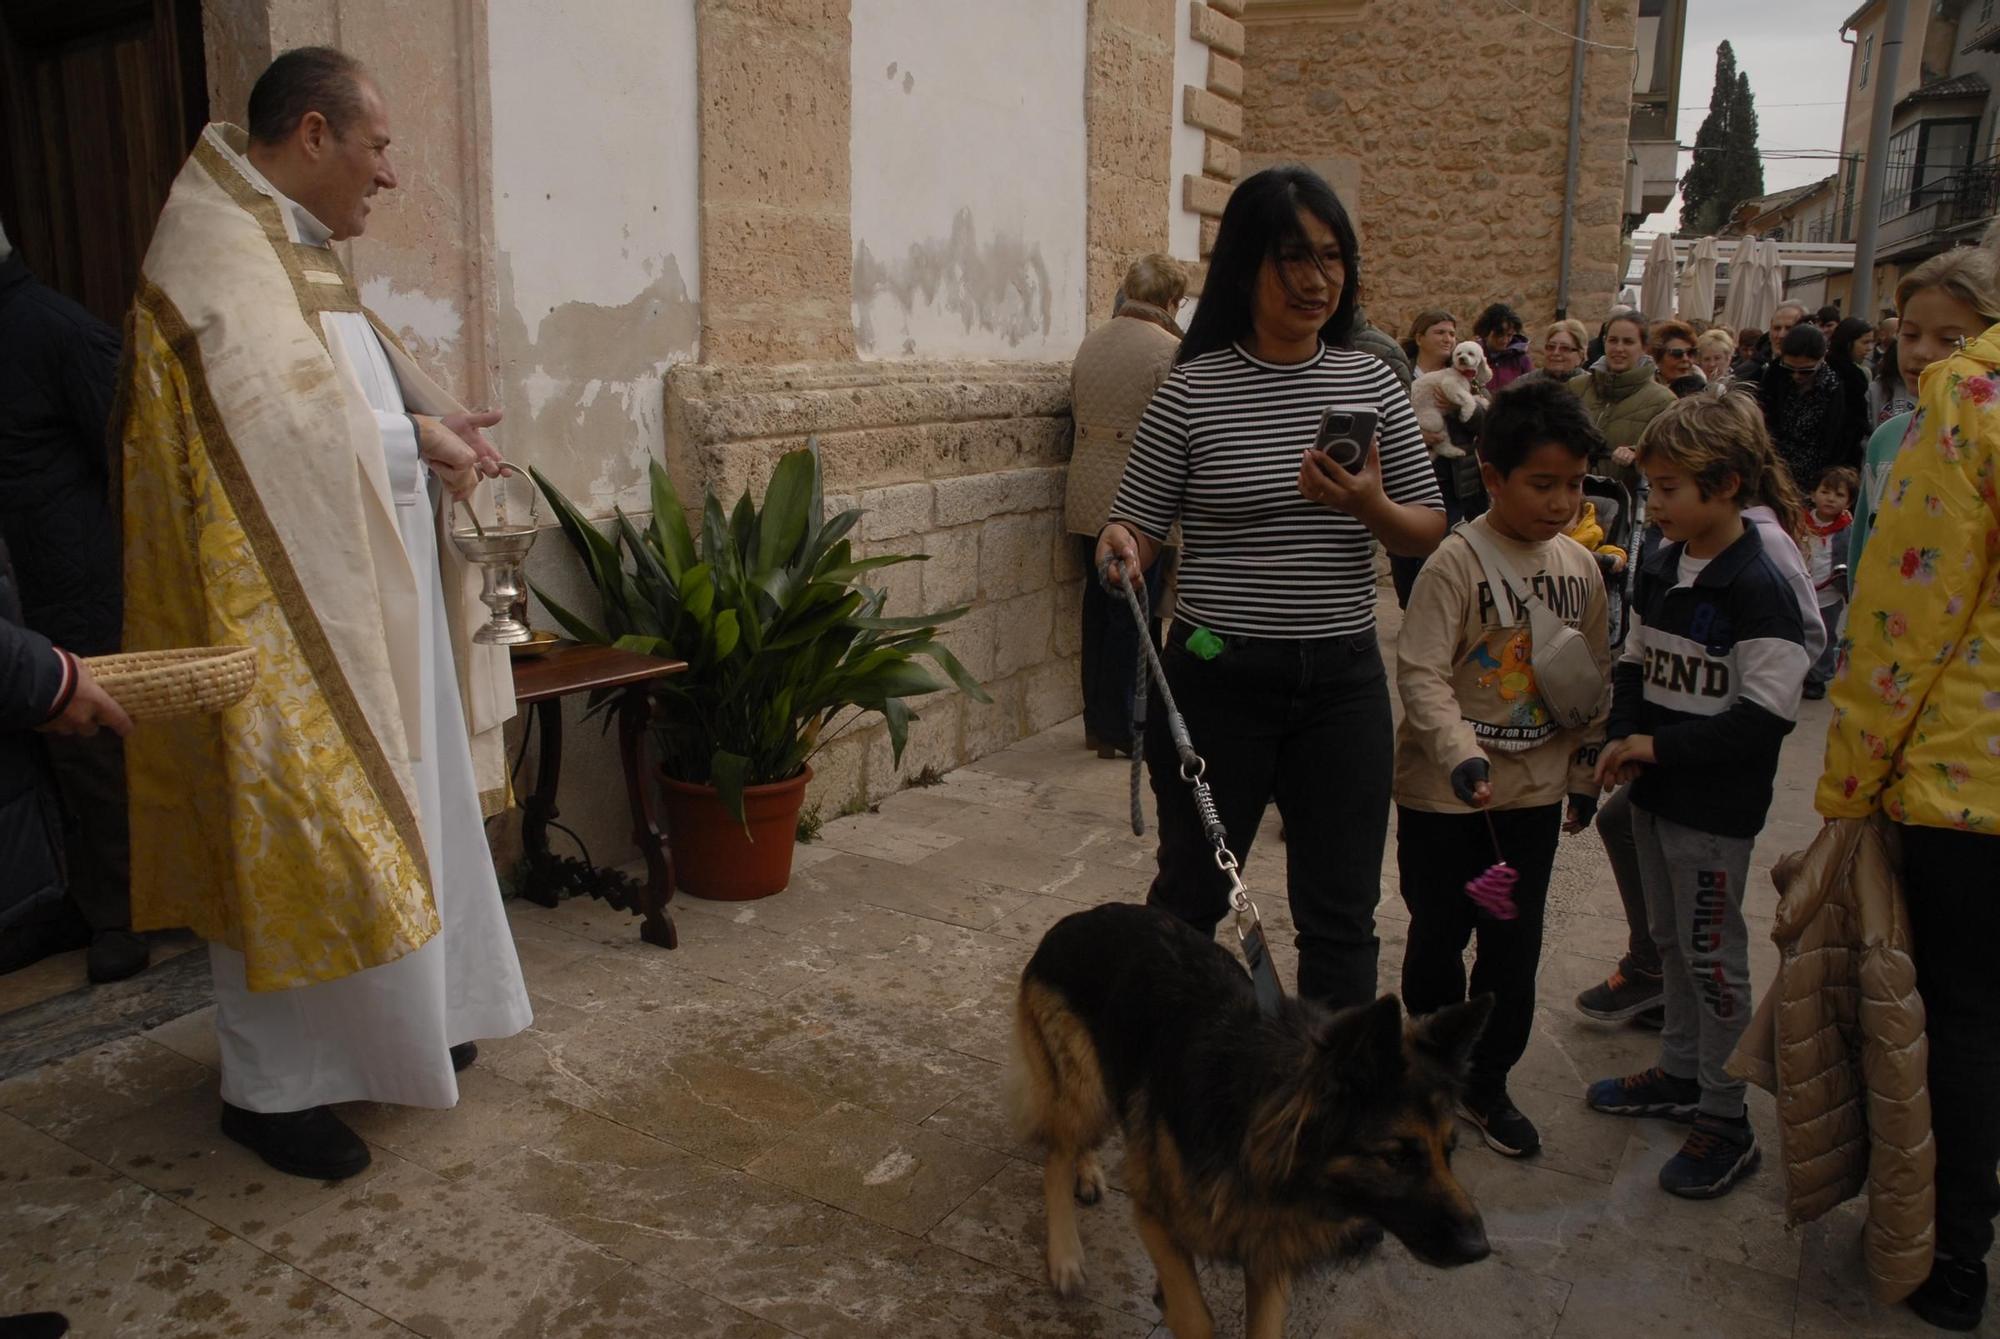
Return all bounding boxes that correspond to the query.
[661,360,1081,815]
[1239,0,1634,337]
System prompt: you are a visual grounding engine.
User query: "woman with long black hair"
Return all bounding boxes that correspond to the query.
[1095,165,1446,1008]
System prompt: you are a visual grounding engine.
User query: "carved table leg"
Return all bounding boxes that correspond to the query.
[618,687,678,949]
[518,699,565,908]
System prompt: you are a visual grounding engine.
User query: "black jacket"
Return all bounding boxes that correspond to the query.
[1755,358,1868,488]
[0,534,73,933]
[0,256,123,654]
[1609,524,1810,838]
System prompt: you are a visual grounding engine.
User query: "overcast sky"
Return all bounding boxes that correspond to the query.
[1643,0,1862,233]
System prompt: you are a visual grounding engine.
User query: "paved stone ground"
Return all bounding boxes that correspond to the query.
[1,601,1993,1338]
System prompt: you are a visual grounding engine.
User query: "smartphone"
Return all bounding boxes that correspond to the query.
[1312,406,1377,472]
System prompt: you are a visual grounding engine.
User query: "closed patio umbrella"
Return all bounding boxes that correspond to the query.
[1639,231,1677,322]
[1677,236,1719,325]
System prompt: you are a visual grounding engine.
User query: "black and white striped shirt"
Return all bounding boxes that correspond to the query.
[1108,343,1443,638]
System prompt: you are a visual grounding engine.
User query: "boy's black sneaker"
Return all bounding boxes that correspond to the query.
[1574,961,1663,1022]
[1458,1087,1541,1157]
[1633,1004,1665,1030]
[1585,1066,1700,1120]
[1658,1113,1759,1199]
[1906,1256,1987,1332]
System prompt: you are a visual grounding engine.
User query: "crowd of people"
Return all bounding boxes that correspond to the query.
[1076,162,1999,1332]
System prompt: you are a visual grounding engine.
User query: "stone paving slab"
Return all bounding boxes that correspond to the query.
[6,601,2000,1337]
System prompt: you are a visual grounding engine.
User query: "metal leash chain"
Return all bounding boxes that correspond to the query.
[1098,559,1285,1016]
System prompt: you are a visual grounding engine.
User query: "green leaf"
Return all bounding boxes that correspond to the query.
[647,460,697,580]
[612,633,677,658]
[756,449,816,574]
[922,641,992,703]
[882,696,911,766]
[712,609,741,660]
[528,581,607,645]
[709,748,752,826]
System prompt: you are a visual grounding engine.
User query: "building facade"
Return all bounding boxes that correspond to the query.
[4,0,1643,868]
[1817,0,2000,316]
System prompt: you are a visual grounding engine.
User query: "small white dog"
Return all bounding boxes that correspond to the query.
[1409,340,1493,458]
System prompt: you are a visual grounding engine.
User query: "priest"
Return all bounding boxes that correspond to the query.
[118,47,532,1180]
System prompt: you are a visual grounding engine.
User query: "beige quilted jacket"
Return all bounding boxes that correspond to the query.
[1063,305,1179,537]
[1728,817,1934,1304]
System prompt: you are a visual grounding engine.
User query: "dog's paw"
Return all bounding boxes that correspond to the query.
[1048,1248,1087,1297]
[1073,1154,1106,1205]
[1457,403,1476,421]
[1434,444,1466,459]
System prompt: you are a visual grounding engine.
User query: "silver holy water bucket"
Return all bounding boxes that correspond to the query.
[448,460,540,645]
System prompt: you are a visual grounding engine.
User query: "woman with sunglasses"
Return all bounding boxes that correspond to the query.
[1648,319,1704,397]
[1754,322,1868,487]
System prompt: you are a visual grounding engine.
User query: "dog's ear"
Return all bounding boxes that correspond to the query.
[1312,994,1406,1085]
[1407,994,1495,1077]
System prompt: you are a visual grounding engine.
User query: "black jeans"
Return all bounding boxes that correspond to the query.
[1143,620,1393,1008]
[1397,802,1562,1093]
[1902,823,2000,1262]
[45,732,130,932]
[1077,539,1165,750]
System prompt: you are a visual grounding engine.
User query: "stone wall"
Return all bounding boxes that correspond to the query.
[658,360,1080,817]
[1239,0,1635,337]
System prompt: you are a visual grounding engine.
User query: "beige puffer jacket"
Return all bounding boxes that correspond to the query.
[1728,817,1934,1304]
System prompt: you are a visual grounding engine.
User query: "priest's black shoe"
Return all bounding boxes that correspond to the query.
[0,1313,70,1339]
[450,1041,478,1072]
[220,1103,371,1181]
[86,929,150,984]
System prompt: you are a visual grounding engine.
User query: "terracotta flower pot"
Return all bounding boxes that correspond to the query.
[658,766,811,901]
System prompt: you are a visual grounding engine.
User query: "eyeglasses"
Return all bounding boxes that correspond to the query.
[1544,342,1580,354]
[1661,346,1693,359]
[1787,361,1824,377]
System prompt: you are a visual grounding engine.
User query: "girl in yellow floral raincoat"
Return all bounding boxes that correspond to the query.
[1818,284,2000,1329]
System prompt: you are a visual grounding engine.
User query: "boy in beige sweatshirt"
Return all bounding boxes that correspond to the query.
[1395,378,1613,1159]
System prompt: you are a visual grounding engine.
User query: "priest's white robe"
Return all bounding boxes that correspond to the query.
[209,157,531,1113]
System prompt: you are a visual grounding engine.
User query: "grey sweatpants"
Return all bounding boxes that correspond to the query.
[1633,803,1754,1118]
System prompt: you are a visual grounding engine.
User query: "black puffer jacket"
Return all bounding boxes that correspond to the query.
[0,534,71,934]
[0,256,122,654]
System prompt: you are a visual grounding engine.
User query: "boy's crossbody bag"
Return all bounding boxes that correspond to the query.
[1455,522,1603,731]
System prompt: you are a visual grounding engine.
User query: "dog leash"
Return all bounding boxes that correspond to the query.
[1100,559,1285,1018]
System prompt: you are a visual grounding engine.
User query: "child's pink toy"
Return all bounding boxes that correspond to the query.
[1465,811,1520,920]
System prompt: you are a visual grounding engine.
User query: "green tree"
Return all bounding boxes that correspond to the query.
[1679,42,1766,235]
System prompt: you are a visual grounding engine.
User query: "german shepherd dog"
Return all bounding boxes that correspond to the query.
[1007,903,1494,1339]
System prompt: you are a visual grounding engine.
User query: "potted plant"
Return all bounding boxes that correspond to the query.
[529,443,987,901]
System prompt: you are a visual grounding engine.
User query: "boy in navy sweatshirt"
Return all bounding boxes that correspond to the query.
[1584,393,1810,1200]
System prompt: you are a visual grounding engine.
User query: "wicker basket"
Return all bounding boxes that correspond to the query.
[81,647,257,722]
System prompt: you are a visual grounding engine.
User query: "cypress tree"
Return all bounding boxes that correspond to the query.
[1680,42,1766,234]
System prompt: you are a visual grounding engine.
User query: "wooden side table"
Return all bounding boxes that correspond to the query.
[510,642,687,949]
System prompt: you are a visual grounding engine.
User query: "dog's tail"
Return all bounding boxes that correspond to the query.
[1004,976,1061,1147]
[1005,976,1113,1153]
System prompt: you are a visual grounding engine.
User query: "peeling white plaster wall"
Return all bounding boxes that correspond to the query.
[487,0,701,516]
[849,0,1088,361]
[360,277,464,361]
[1168,0,1208,264]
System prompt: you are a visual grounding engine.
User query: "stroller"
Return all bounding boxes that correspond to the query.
[1579,475,1636,647]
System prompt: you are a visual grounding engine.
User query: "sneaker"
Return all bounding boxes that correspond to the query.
[1575,961,1663,1022]
[1458,1087,1541,1157]
[1658,1113,1760,1199]
[1585,1066,1700,1120]
[1803,679,1828,700]
[1906,1256,1987,1332]
[220,1103,372,1181]
[1632,1004,1666,1031]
